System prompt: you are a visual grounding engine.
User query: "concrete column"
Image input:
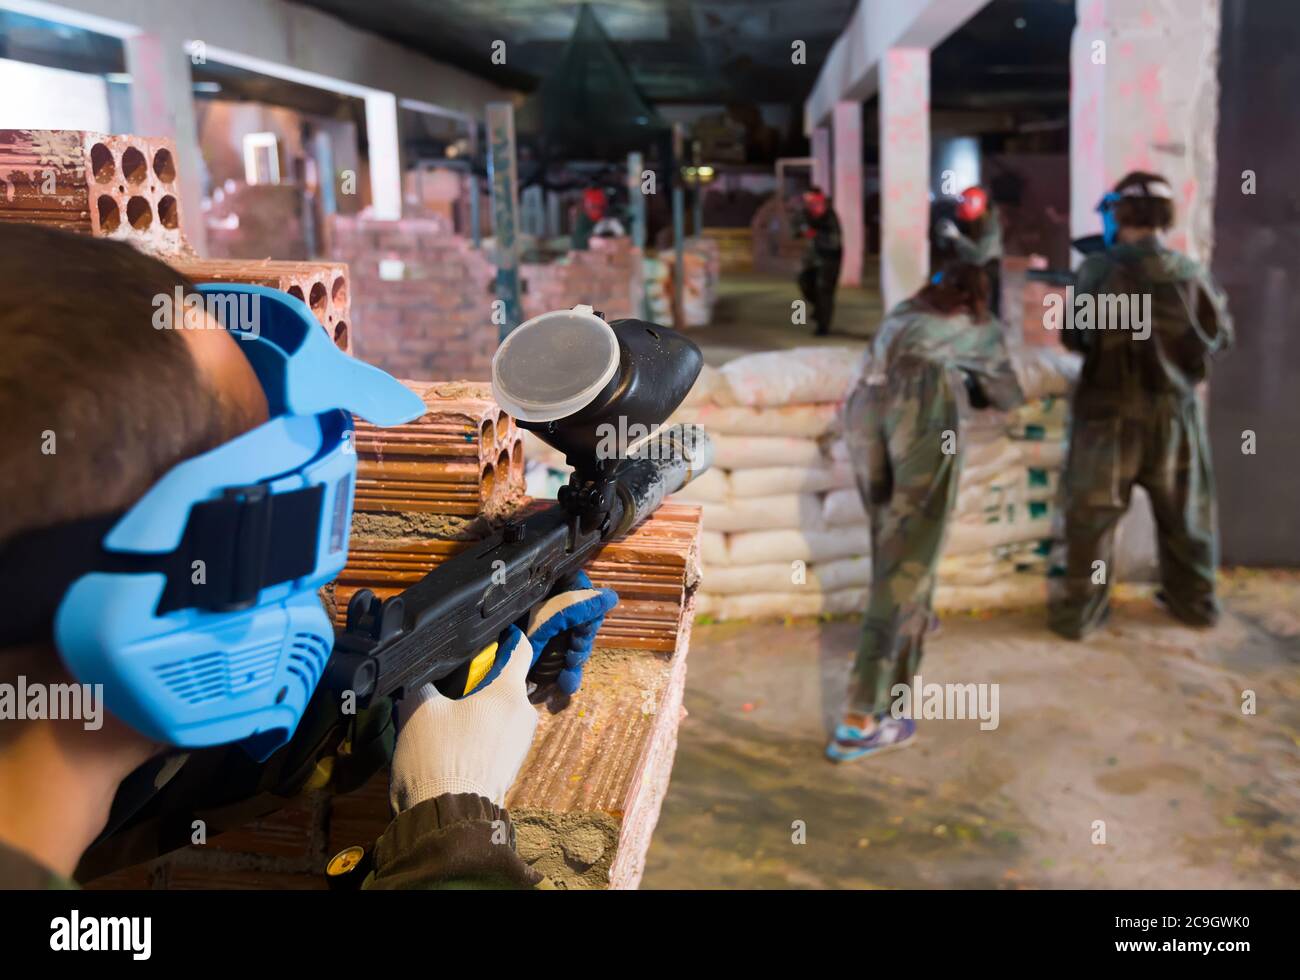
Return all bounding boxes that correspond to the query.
[124,31,206,252]
[811,126,831,193]
[363,92,403,221]
[487,101,522,338]
[879,47,930,310]
[831,100,863,286]
[1070,0,1222,263]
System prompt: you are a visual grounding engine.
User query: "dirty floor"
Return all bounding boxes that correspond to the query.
[689,270,881,365]
[642,571,1300,889]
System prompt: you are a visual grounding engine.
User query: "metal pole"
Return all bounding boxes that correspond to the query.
[468,174,482,249]
[671,123,686,327]
[486,102,522,339]
[627,151,649,320]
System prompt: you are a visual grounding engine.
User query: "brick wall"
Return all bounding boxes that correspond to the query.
[330,217,642,382]
[520,236,640,322]
[329,215,497,381]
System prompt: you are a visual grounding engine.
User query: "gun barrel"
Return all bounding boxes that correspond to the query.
[611,423,712,535]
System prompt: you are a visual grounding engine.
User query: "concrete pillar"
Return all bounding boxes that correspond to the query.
[811,126,831,193]
[363,92,403,221]
[1070,0,1222,264]
[879,47,930,310]
[831,101,863,287]
[487,101,522,339]
[125,32,206,252]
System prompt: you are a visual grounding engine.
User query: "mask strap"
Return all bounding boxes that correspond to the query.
[0,483,324,649]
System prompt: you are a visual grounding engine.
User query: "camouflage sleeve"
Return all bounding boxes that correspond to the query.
[821,211,843,252]
[951,231,981,264]
[364,793,545,890]
[1194,266,1235,355]
[956,327,1025,412]
[1062,255,1109,354]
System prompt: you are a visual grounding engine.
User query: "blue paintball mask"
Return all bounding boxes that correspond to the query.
[0,285,423,759]
[1096,191,1122,246]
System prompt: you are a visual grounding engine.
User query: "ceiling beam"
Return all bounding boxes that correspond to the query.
[804,0,990,131]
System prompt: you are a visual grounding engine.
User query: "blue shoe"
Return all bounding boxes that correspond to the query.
[826,717,917,763]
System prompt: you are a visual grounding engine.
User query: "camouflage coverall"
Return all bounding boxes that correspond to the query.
[843,300,1025,717]
[796,207,843,335]
[1048,236,1233,637]
[948,205,1004,317]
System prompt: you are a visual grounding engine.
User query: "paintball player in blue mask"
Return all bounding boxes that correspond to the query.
[1048,171,1234,638]
[0,224,615,889]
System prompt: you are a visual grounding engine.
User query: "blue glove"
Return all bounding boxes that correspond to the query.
[524,572,619,696]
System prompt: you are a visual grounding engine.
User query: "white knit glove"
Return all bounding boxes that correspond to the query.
[389,626,538,811]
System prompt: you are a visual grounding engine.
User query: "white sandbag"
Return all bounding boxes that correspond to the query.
[1011,439,1067,470]
[699,587,867,622]
[1113,484,1160,582]
[700,555,870,595]
[1008,396,1069,438]
[726,525,870,565]
[823,487,866,527]
[679,363,735,408]
[936,553,1012,588]
[673,402,840,439]
[1012,347,1081,400]
[669,466,729,503]
[728,463,853,496]
[702,494,825,533]
[944,512,1054,556]
[711,434,825,470]
[934,574,1046,612]
[701,530,729,567]
[955,467,1059,520]
[719,347,861,407]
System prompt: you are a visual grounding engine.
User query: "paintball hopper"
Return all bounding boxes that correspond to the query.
[492,305,703,475]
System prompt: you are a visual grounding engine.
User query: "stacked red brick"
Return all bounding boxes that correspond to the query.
[328,215,497,380]
[349,380,523,520]
[0,128,189,258]
[170,257,353,354]
[338,501,701,654]
[520,236,640,322]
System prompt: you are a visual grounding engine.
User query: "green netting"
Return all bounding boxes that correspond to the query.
[516,3,670,161]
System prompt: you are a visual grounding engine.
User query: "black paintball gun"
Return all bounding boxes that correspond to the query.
[77,308,712,878]
[324,306,713,707]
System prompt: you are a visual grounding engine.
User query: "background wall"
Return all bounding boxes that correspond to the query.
[1209,0,1300,566]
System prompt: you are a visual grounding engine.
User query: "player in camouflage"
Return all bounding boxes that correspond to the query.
[794,188,843,336]
[829,263,1024,763]
[1048,171,1234,638]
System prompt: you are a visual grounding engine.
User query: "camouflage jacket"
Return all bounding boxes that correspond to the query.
[1065,237,1233,403]
[795,208,843,257]
[861,299,1025,413]
[950,206,1003,266]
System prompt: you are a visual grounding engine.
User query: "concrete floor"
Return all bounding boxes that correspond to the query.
[688,269,882,365]
[642,571,1300,889]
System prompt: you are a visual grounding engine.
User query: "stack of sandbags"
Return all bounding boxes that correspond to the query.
[676,345,1089,621]
[668,348,867,620]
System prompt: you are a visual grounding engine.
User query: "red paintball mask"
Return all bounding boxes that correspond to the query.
[582,188,607,221]
[803,190,828,219]
[955,186,989,222]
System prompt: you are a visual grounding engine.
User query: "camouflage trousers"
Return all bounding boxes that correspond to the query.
[1048,391,1220,637]
[842,360,965,717]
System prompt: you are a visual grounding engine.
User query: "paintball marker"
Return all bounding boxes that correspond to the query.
[324,305,712,706]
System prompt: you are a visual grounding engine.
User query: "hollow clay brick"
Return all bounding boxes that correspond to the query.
[0,129,190,259]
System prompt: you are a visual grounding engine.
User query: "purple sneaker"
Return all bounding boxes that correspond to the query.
[826,716,917,763]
